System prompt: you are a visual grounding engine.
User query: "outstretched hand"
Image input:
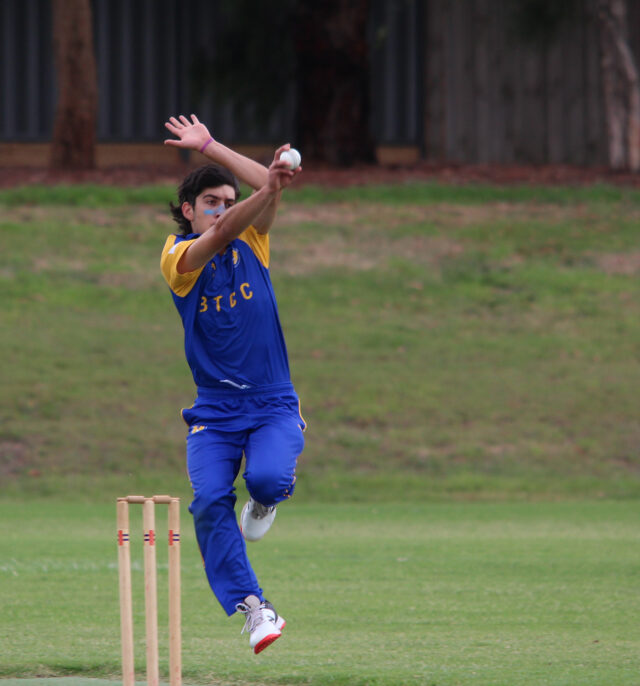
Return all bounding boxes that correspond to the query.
[164,114,212,151]
[267,144,302,192]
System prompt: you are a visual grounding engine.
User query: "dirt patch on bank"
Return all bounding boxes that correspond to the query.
[596,252,640,275]
[2,162,640,189]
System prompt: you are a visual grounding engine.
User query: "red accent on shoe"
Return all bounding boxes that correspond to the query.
[254,631,281,654]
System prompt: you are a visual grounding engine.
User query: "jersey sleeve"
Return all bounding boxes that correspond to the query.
[160,235,205,297]
[238,226,270,269]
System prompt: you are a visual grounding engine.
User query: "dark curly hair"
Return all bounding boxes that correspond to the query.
[169,164,241,235]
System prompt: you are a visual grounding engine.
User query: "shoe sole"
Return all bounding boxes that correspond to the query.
[254,631,281,654]
[239,502,247,539]
[239,509,251,541]
[239,522,263,542]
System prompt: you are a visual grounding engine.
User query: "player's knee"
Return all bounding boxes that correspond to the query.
[246,468,296,507]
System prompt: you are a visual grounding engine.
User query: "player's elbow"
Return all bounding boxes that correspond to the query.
[176,251,193,274]
[252,220,273,235]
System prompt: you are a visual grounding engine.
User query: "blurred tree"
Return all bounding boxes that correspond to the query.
[294,1,375,165]
[193,0,375,166]
[50,0,98,169]
[596,0,640,171]
[191,0,297,129]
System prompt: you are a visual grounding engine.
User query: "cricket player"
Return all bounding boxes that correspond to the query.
[161,114,305,654]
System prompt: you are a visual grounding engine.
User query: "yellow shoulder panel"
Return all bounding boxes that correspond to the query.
[160,235,205,297]
[238,226,270,269]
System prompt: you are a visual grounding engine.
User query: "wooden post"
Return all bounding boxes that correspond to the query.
[143,498,159,686]
[168,499,182,686]
[117,499,135,686]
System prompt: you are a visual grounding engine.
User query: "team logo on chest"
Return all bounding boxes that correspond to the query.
[210,247,240,273]
[199,282,254,313]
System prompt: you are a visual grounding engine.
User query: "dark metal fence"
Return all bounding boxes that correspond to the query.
[2,0,640,165]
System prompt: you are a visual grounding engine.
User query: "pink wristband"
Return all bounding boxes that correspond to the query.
[199,137,214,153]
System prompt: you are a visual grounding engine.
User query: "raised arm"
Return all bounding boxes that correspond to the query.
[177,145,300,274]
[164,114,268,190]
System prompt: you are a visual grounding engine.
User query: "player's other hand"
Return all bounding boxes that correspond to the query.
[267,144,301,192]
[164,114,212,151]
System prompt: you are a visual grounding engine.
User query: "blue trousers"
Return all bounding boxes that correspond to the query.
[183,383,305,615]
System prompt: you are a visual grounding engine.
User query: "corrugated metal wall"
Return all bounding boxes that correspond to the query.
[370,0,425,147]
[1,0,55,140]
[93,0,190,141]
[0,0,422,148]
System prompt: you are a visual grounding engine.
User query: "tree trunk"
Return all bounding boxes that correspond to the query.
[597,0,640,171]
[293,0,376,166]
[50,0,98,169]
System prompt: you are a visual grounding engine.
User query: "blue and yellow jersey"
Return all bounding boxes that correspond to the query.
[160,226,291,391]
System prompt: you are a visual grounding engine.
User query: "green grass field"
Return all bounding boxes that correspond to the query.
[1,500,638,686]
[1,180,639,684]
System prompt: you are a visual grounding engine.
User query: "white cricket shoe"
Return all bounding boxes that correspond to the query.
[261,599,286,631]
[236,595,281,654]
[240,498,276,542]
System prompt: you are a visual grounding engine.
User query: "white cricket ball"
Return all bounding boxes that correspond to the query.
[280,148,301,170]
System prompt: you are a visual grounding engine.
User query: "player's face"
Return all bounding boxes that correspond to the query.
[185,185,237,234]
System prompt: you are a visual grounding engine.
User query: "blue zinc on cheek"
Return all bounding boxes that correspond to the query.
[204,205,226,217]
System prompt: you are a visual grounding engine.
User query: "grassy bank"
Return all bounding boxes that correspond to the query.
[0,182,639,501]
